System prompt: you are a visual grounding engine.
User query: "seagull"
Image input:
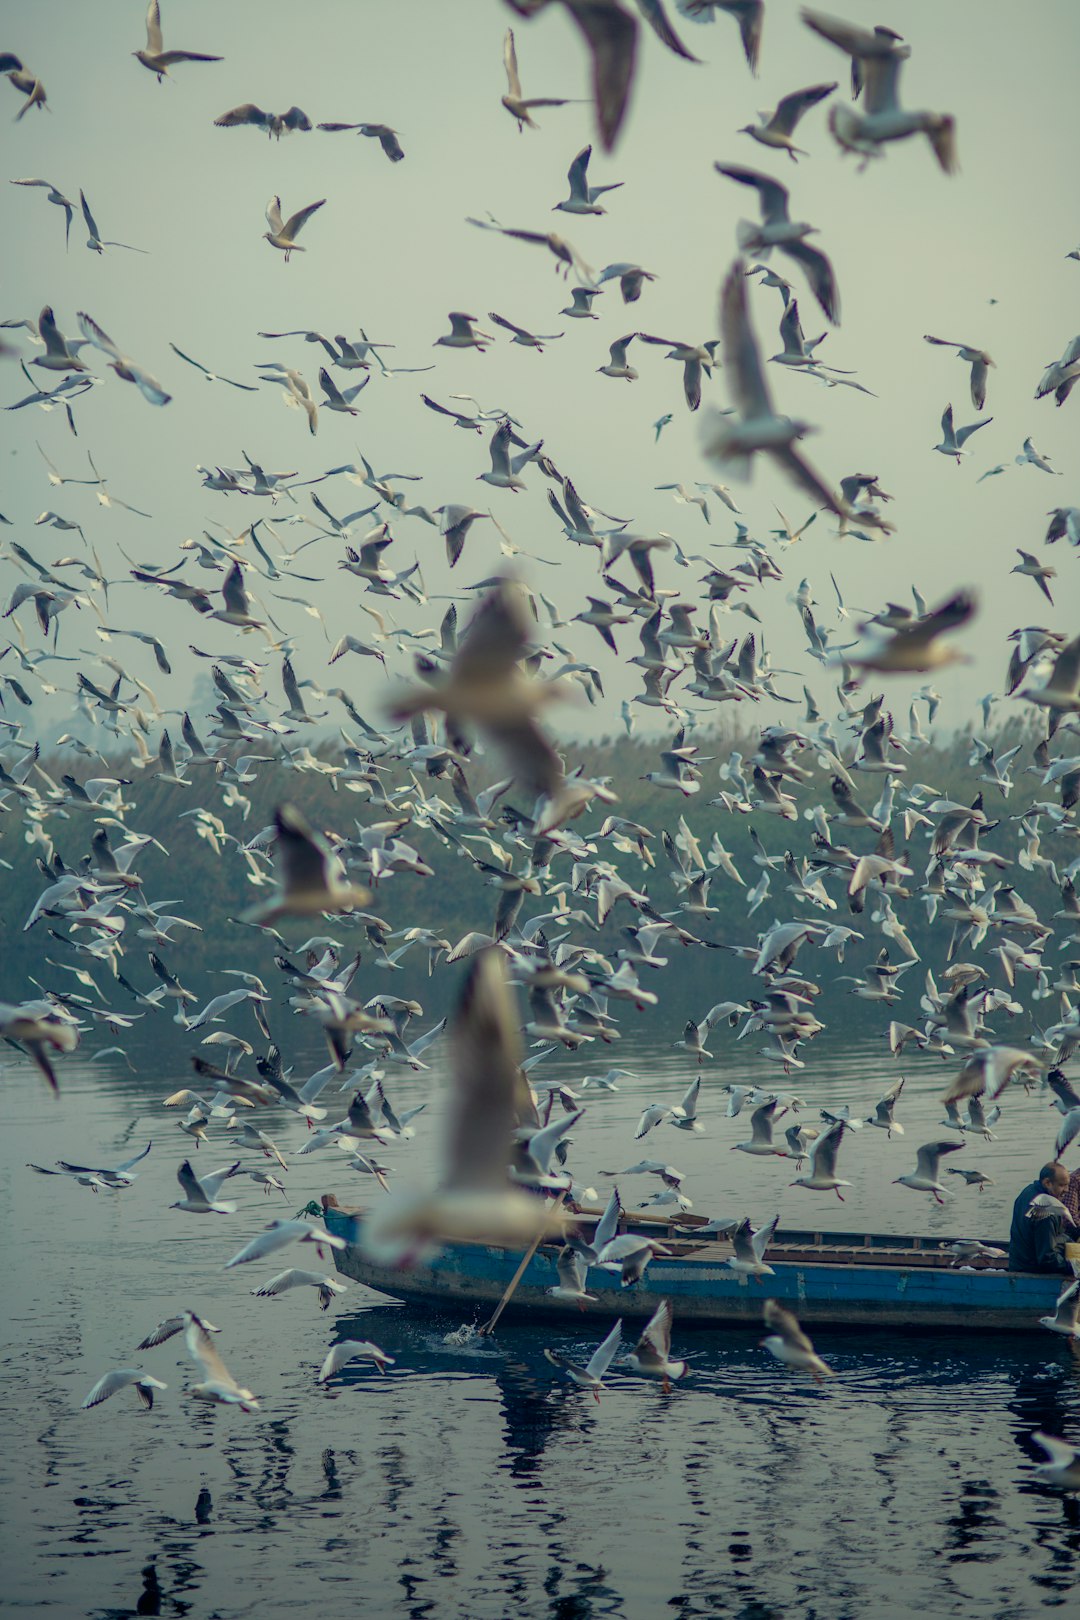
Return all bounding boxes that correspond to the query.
[317,122,405,161]
[546,1245,599,1308]
[1016,436,1060,474]
[75,312,171,405]
[597,334,639,381]
[727,1212,779,1276]
[216,103,311,138]
[134,1,222,81]
[739,82,837,160]
[790,1120,851,1198]
[435,313,492,352]
[251,1270,347,1311]
[801,8,958,174]
[704,259,847,517]
[894,1140,965,1203]
[933,404,991,462]
[488,312,564,351]
[843,591,976,674]
[168,344,257,390]
[1031,1432,1080,1490]
[82,1369,167,1411]
[731,1099,785,1156]
[501,28,575,131]
[242,804,372,924]
[224,1218,347,1269]
[135,1310,220,1351]
[78,190,147,255]
[544,1319,622,1400]
[263,196,326,261]
[1038,1279,1080,1340]
[185,1313,259,1410]
[555,145,623,214]
[1024,633,1080,713]
[676,1,764,74]
[317,1340,395,1382]
[864,1076,904,1135]
[595,1233,672,1286]
[924,336,995,410]
[10,178,75,248]
[625,1300,687,1392]
[358,949,570,1264]
[761,1299,833,1383]
[713,165,840,324]
[169,1158,240,1215]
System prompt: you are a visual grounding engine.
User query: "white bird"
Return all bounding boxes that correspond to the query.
[1039,1279,1080,1339]
[169,1159,239,1214]
[135,1309,220,1351]
[705,260,847,517]
[556,145,623,214]
[224,1218,346,1269]
[134,1,222,81]
[726,1212,779,1276]
[501,28,574,131]
[242,803,371,924]
[790,1120,851,1198]
[251,1270,347,1310]
[263,196,326,261]
[358,949,570,1264]
[933,404,992,462]
[318,1340,395,1382]
[78,190,147,255]
[185,1314,259,1411]
[76,312,171,405]
[761,1299,833,1383]
[1032,1432,1080,1490]
[801,8,957,174]
[435,312,492,352]
[923,336,995,410]
[739,82,837,160]
[544,1319,622,1400]
[546,1246,599,1308]
[625,1300,687,1392]
[82,1369,167,1411]
[1015,436,1060,475]
[893,1140,965,1203]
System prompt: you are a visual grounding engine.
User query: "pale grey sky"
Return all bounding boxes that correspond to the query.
[2,0,1077,741]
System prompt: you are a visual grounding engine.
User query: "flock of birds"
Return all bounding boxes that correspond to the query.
[2,1,1080,1494]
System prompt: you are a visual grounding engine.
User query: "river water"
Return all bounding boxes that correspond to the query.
[2,1033,1078,1619]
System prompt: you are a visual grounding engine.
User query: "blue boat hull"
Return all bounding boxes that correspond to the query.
[323,1206,1068,1333]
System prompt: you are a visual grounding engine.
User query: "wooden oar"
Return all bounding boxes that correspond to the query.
[477,1190,568,1337]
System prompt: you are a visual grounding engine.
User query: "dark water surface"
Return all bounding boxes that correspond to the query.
[2,1038,1079,1619]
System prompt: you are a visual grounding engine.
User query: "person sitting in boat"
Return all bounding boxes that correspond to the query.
[1008,1162,1073,1274]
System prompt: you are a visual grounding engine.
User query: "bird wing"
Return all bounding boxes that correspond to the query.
[752,1212,780,1263]
[1033,1431,1079,1468]
[913,1139,963,1177]
[719,258,773,419]
[780,237,839,325]
[557,1246,586,1292]
[634,1299,673,1365]
[503,28,523,97]
[714,163,790,226]
[763,1297,814,1352]
[185,1316,240,1391]
[176,1158,205,1202]
[443,948,530,1191]
[75,310,122,361]
[146,0,163,54]
[215,104,269,128]
[78,189,100,241]
[282,199,326,239]
[772,81,836,133]
[265,195,284,233]
[566,145,592,199]
[585,1318,624,1380]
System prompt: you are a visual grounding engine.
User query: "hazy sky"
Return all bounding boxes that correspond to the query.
[2,0,1077,743]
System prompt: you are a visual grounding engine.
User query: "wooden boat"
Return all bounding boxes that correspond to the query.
[321,1198,1071,1334]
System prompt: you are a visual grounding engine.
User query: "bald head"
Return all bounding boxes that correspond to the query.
[1039,1162,1069,1197]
